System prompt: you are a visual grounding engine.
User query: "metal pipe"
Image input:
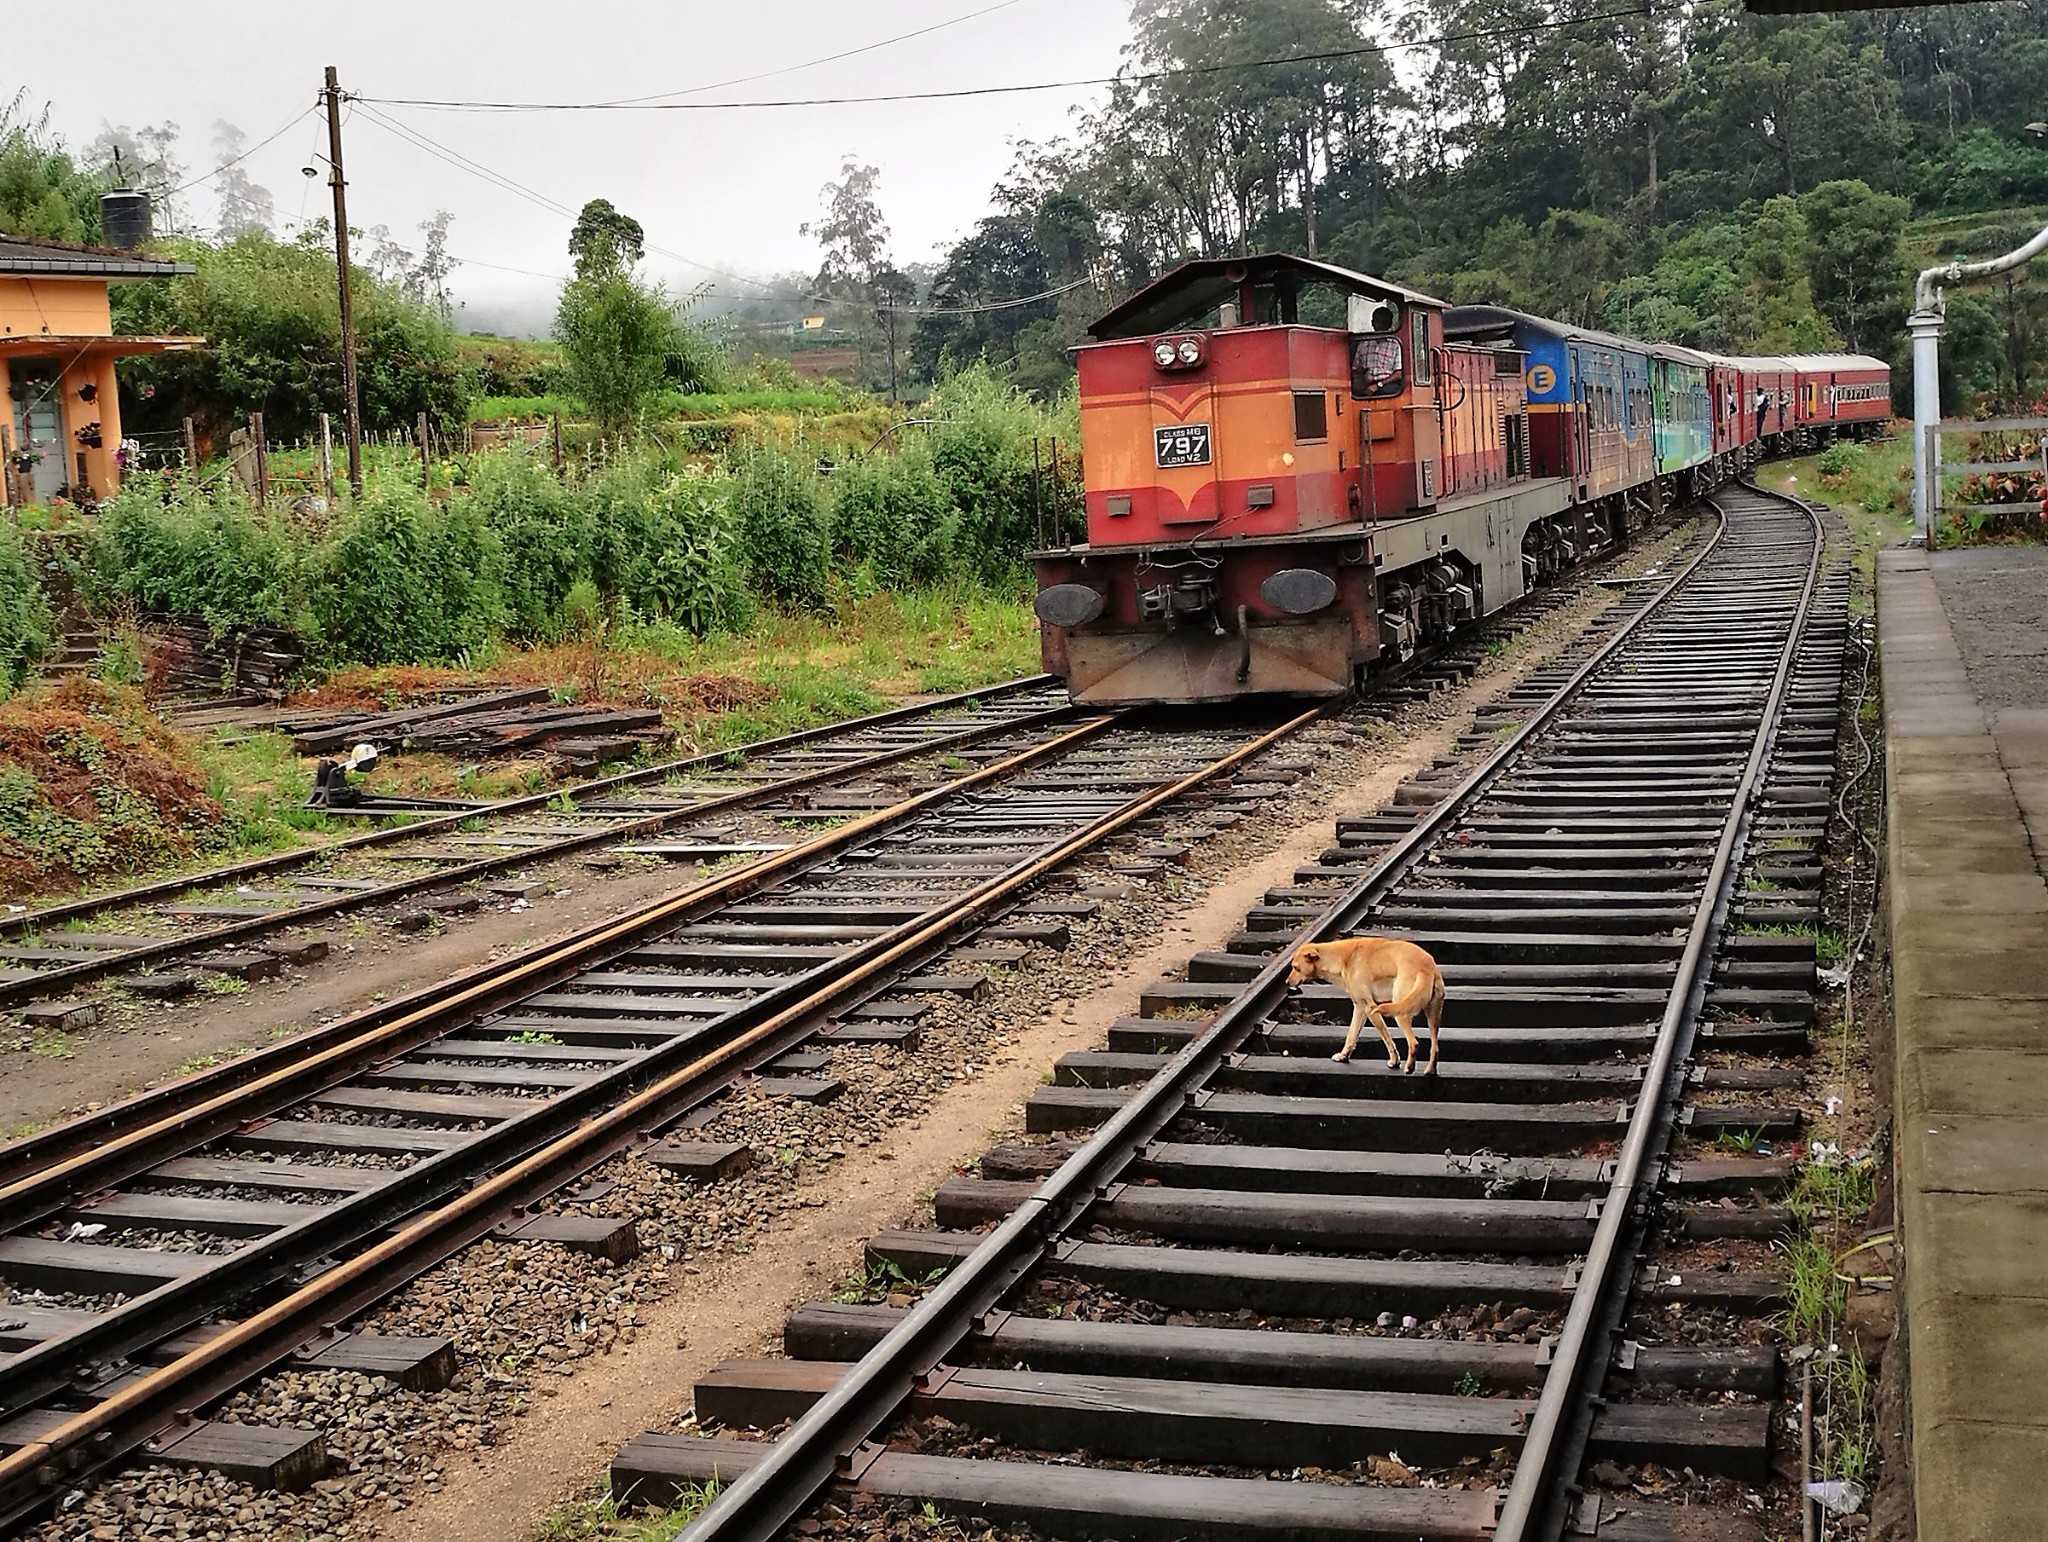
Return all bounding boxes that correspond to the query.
[1909,217,2048,539]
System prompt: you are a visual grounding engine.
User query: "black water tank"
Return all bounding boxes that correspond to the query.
[100,190,152,250]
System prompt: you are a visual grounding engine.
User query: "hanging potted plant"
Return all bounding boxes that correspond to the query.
[75,421,103,449]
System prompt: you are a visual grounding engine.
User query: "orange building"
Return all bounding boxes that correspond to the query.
[0,234,196,506]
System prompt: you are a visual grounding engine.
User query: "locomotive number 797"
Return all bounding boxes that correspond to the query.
[1154,423,1212,468]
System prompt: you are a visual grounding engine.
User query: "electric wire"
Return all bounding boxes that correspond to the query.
[356,3,1681,113]
[352,104,1096,318]
[167,105,321,195]
[594,0,1033,107]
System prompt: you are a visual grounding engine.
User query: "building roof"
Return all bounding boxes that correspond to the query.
[0,234,194,279]
[0,333,201,356]
[1087,253,1446,341]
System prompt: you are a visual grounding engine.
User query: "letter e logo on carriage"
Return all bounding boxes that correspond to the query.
[1527,364,1557,395]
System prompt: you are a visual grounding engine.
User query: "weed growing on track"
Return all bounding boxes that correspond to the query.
[1778,1149,1883,1489]
[532,1483,723,1542]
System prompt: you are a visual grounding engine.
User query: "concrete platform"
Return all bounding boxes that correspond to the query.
[1880,544,2048,1540]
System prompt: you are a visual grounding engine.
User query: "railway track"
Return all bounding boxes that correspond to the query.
[611,482,1843,1542]
[0,695,1345,1535]
[0,677,1075,1009]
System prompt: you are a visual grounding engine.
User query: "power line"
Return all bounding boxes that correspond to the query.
[358,4,1677,114]
[351,101,784,295]
[168,104,320,195]
[597,0,1033,107]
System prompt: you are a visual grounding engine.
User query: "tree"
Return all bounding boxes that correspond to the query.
[86,120,188,234]
[803,161,895,386]
[568,198,645,281]
[413,210,457,319]
[1799,179,1908,352]
[210,121,273,239]
[110,228,466,441]
[556,272,679,437]
[0,93,103,242]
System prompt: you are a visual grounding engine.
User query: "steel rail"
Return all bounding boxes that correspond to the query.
[675,502,1739,1542]
[3,673,1056,939]
[0,685,1071,1007]
[0,708,1321,1535]
[0,700,1078,1185]
[0,717,1120,1448]
[1494,480,1823,1540]
[0,717,1114,1220]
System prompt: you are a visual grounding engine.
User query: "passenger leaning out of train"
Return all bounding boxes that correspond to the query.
[1754,390,1770,440]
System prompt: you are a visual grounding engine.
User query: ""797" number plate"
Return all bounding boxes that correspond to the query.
[1154,423,1212,468]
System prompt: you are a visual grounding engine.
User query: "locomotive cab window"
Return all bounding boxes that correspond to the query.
[1410,312,1433,384]
[1351,334,1405,398]
[1293,390,1329,443]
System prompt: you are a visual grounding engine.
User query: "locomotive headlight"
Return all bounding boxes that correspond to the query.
[1176,338,1202,365]
[1153,341,1177,368]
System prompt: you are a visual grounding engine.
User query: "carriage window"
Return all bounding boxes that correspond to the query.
[1293,391,1329,442]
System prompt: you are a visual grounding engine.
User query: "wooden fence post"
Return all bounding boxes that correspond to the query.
[418,411,431,490]
[320,414,335,503]
[552,411,564,475]
[251,412,268,507]
[183,415,198,479]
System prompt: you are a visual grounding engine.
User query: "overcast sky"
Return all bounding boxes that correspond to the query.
[46,0,1134,331]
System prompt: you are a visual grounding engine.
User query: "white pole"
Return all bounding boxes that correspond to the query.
[1908,307,1943,541]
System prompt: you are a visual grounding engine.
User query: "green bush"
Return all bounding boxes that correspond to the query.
[0,516,51,692]
[728,446,832,606]
[1817,442,1867,479]
[308,484,505,664]
[627,468,753,634]
[464,453,593,639]
[92,474,307,633]
[830,444,960,587]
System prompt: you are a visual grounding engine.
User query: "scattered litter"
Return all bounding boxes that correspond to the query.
[1806,1478,1865,1514]
[1823,1095,1842,1116]
[1376,1311,1395,1328]
[510,899,531,913]
[63,1222,107,1242]
[1666,1273,1683,1286]
[1818,964,1851,991]
[1401,1315,1418,1329]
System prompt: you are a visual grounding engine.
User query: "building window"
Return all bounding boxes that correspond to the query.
[1293,390,1329,442]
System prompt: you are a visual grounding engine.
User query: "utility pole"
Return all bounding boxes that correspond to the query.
[324,66,364,497]
[883,302,898,404]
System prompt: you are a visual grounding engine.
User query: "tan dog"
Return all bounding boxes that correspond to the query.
[1287,937,1445,1074]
